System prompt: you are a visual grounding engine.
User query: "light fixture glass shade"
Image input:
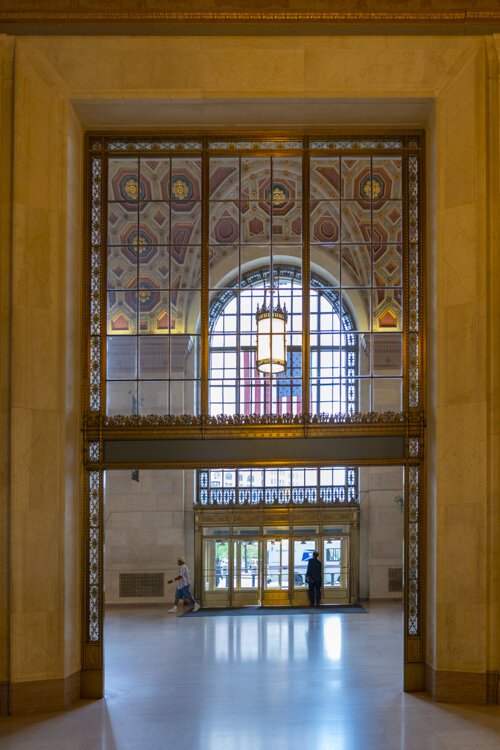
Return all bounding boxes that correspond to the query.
[256,302,287,374]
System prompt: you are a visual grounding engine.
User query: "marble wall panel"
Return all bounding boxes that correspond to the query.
[63,104,83,679]
[359,467,404,600]
[109,546,172,564]
[24,36,478,101]
[429,42,490,674]
[104,470,192,604]
[489,31,500,683]
[0,36,14,688]
[9,43,82,685]
[11,612,62,682]
[437,602,487,672]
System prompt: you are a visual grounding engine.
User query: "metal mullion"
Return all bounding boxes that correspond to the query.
[418,137,425,416]
[302,141,310,419]
[369,154,374,417]
[100,151,108,417]
[237,156,242,415]
[166,156,172,416]
[339,154,345,414]
[269,154,274,414]
[137,157,143,416]
[412,138,424,415]
[84,137,96,416]
[404,462,410,645]
[235,464,240,508]
[201,138,210,417]
[311,304,318,414]
[402,147,410,414]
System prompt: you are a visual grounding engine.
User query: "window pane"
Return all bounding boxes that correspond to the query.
[209,158,239,200]
[107,336,137,380]
[138,381,168,416]
[310,157,340,199]
[100,145,413,419]
[108,158,139,201]
[139,157,170,200]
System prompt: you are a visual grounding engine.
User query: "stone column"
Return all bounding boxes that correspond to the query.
[8,41,83,713]
[0,35,14,715]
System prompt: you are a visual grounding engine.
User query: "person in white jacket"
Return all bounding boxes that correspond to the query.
[167,556,200,613]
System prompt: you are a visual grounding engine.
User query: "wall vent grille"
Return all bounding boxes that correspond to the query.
[119,573,164,598]
[388,567,403,593]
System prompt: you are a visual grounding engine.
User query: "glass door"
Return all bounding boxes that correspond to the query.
[233,538,260,606]
[202,538,230,607]
[292,538,319,605]
[322,536,350,604]
[263,537,290,605]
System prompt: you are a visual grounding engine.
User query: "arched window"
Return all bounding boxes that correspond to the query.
[209,266,357,416]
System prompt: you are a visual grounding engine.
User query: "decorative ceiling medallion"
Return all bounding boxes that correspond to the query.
[268,183,289,207]
[171,177,192,200]
[121,177,141,200]
[130,233,151,249]
[361,177,383,200]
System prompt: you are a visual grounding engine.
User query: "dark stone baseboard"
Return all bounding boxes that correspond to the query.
[9,671,81,714]
[0,682,9,715]
[426,664,499,705]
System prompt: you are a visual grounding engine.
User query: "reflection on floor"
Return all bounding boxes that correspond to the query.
[1,602,500,749]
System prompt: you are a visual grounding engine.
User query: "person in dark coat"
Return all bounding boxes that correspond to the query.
[305,551,322,607]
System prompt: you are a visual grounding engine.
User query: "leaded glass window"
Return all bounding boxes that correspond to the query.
[196,466,358,506]
[106,156,201,416]
[88,136,420,419]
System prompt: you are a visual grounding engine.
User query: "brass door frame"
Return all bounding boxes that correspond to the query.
[263,535,291,606]
[321,535,351,604]
[232,538,261,607]
[195,507,360,607]
[290,535,320,607]
[201,536,231,608]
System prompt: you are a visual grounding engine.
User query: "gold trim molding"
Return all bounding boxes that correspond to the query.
[83,411,425,447]
[195,506,359,526]
[1,7,500,25]
[96,410,410,428]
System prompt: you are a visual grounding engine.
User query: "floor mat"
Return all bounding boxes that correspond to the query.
[181,604,365,617]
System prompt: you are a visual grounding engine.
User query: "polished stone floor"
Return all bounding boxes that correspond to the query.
[1,602,500,749]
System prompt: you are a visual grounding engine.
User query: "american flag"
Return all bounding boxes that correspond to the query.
[241,349,302,415]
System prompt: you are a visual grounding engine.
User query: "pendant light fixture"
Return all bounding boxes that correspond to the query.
[255,278,288,375]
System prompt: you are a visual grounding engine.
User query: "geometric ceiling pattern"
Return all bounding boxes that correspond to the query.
[207,155,402,334]
[107,157,202,336]
[107,155,403,337]
[209,157,303,245]
[104,150,405,419]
